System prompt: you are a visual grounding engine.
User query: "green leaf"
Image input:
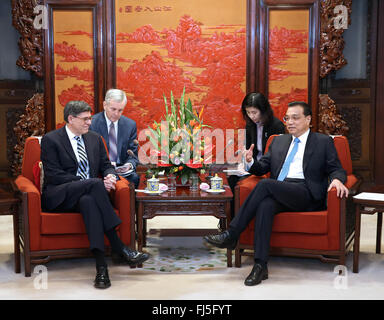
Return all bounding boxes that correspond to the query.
[163,94,169,115]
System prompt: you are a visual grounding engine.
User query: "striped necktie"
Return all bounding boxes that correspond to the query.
[75,136,88,180]
[277,137,300,181]
[109,122,118,163]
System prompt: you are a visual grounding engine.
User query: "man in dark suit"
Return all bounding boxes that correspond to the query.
[90,89,140,188]
[41,100,149,289]
[204,101,349,286]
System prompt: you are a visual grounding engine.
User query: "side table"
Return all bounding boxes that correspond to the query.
[352,185,384,273]
[136,173,234,267]
[0,178,21,273]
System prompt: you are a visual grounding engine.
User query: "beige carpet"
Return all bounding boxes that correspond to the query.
[0,214,383,300]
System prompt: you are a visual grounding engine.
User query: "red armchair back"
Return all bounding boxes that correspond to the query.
[234,135,360,267]
[15,137,136,276]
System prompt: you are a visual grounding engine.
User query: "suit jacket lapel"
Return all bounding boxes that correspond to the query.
[277,134,292,173]
[99,114,109,148]
[117,119,125,162]
[82,133,94,173]
[59,127,77,165]
[303,131,315,173]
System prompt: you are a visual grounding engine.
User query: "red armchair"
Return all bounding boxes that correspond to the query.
[234,135,360,267]
[15,137,136,276]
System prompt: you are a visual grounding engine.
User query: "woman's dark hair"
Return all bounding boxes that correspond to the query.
[241,92,274,126]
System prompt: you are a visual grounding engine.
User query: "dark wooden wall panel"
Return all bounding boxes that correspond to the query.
[247,0,319,129]
[374,0,384,184]
[43,0,106,131]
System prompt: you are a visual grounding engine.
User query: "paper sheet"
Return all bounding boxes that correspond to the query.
[353,192,384,201]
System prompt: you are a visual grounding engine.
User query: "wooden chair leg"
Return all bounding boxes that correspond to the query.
[376,212,382,254]
[235,247,241,267]
[24,250,31,277]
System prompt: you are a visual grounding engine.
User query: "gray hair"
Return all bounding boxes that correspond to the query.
[63,101,92,122]
[104,89,127,105]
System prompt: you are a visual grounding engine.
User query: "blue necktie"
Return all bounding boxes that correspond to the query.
[75,136,88,180]
[277,137,300,181]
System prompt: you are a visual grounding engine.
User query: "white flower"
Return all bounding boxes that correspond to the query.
[174,157,181,165]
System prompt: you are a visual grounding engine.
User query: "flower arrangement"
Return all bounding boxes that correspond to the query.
[147,88,211,185]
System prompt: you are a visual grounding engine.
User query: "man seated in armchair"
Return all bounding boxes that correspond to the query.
[41,100,149,289]
[204,101,349,286]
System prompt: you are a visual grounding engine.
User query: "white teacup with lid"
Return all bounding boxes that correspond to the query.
[210,173,223,191]
[147,175,160,192]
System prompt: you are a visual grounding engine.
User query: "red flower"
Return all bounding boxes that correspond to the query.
[185,161,202,169]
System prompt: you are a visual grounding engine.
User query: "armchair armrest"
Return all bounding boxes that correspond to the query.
[15,175,43,251]
[344,174,361,196]
[112,177,135,246]
[235,175,265,204]
[15,175,42,217]
[326,186,347,250]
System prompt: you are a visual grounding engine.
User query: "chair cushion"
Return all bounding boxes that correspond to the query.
[41,209,120,235]
[241,210,328,235]
[41,212,87,235]
[272,210,328,234]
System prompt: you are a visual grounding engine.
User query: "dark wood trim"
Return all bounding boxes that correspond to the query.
[246,0,258,93]
[247,0,319,130]
[44,0,105,131]
[374,0,384,184]
[104,0,116,94]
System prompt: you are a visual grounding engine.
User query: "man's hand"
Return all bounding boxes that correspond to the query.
[104,174,117,192]
[244,144,255,163]
[327,178,349,198]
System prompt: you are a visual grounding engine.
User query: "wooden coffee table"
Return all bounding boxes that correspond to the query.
[135,173,234,267]
[0,178,21,273]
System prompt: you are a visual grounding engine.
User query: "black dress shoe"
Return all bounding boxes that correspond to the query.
[113,246,150,266]
[244,263,268,286]
[94,266,111,289]
[203,230,237,250]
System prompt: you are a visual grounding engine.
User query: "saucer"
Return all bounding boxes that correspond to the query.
[144,189,164,194]
[205,189,225,193]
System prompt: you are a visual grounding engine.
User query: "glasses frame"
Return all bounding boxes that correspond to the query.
[73,115,93,122]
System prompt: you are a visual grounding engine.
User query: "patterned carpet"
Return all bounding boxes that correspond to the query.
[141,232,228,273]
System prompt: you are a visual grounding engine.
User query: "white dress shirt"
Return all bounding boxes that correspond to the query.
[65,125,90,179]
[244,129,310,179]
[284,129,310,179]
[255,122,264,161]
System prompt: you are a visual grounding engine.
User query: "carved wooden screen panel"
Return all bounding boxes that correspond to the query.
[248,0,319,129]
[114,0,247,134]
[44,0,105,131]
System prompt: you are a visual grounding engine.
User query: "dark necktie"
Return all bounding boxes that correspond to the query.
[109,122,118,163]
[277,137,300,181]
[75,136,88,180]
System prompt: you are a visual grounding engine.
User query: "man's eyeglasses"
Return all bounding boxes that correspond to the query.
[74,116,93,122]
[283,115,304,122]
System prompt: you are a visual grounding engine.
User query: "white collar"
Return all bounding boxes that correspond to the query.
[65,125,81,140]
[104,112,118,128]
[293,129,310,144]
